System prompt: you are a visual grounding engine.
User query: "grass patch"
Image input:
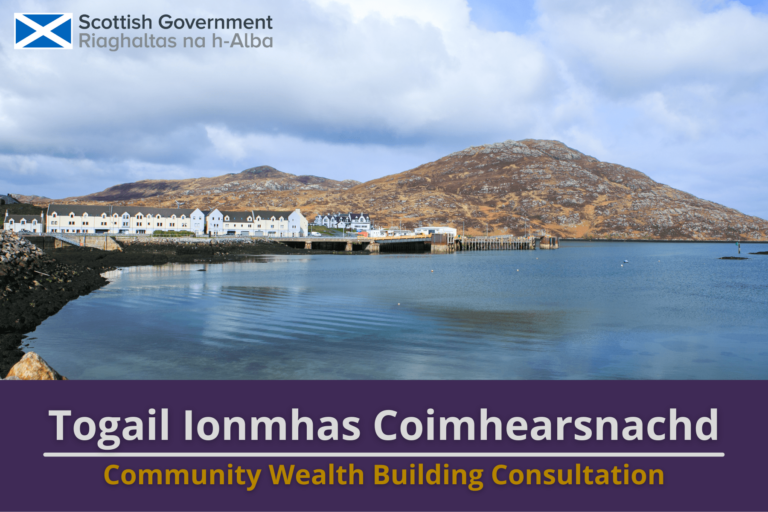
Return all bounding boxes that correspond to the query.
[151,230,196,237]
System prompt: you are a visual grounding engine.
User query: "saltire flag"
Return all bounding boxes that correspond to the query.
[14,13,72,49]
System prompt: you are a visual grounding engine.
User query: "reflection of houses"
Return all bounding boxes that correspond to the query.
[45,205,206,235]
[3,212,44,233]
[206,209,308,237]
[313,212,372,231]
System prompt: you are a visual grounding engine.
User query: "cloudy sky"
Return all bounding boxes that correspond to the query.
[1,0,767,218]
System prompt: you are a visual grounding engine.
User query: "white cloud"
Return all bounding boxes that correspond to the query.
[0,0,766,218]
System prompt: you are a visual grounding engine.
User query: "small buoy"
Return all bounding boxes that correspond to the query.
[621,264,623,267]
[517,269,519,272]
[431,270,434,272]
[397,303,400,306]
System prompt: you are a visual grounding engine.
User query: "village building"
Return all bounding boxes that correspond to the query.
[415,226,458,236]
[313,212,372,231]
[3,212,44,233]
[0,194,20,206]
[45,205,206,235]
[206,209,308,237]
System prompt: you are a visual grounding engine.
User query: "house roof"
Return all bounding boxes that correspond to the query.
[252,210,292,220]
[319,212,369,220]
[47,204,199,217]
[221,211,252,222]
[6,214,41,222]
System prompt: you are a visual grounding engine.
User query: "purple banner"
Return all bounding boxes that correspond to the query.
[0,381,764,511]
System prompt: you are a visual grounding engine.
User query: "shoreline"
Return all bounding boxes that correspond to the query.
[4,236,765,377]
[0,238,334,377]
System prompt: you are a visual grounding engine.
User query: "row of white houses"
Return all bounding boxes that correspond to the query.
[3,206,309,237]
[313,212,372,231]
[3,213,45,233]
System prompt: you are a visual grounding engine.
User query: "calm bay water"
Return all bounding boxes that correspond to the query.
[26,242,768,379]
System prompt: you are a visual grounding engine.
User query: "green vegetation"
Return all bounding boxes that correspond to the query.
[308,225,347,236]
[151,230,195,237]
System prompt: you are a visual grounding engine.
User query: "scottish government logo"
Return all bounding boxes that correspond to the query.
[14,13,72,49]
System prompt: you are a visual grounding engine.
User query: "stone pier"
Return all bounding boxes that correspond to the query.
[366,242,380,253]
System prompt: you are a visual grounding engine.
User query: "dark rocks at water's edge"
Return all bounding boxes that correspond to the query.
[719,256,749,260]
[1,234,324,376]
[0,231,109,376]
[749,251,768,255]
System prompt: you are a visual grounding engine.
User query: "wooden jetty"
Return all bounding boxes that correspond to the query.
[456,235,537,251]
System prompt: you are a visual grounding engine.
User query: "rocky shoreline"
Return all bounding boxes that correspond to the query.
[0,234,325,377]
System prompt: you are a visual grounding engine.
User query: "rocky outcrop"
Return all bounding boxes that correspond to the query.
[0,231,43,268]
[1,231,110,376]
[5,352,66,380]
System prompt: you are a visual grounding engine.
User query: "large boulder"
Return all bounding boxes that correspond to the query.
[5,352,67,380]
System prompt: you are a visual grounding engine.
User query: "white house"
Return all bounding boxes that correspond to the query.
[313,212,372,231]
[415,226,458,236]
[206,210,224,235]
[207,209,308,237]
[45,204,205,235]
[349,213,372,231]
[4,212,44,233]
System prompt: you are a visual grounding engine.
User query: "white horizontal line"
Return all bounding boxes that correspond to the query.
[43,452,724,458]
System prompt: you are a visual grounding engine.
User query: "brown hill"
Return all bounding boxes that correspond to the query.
[37,140,768,240]
[66,165,361,204]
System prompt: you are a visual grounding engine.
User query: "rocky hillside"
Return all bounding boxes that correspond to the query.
[35,140,768,240]
[65,165,360,206]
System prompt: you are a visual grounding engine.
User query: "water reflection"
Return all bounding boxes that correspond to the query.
[29,243,768,380]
